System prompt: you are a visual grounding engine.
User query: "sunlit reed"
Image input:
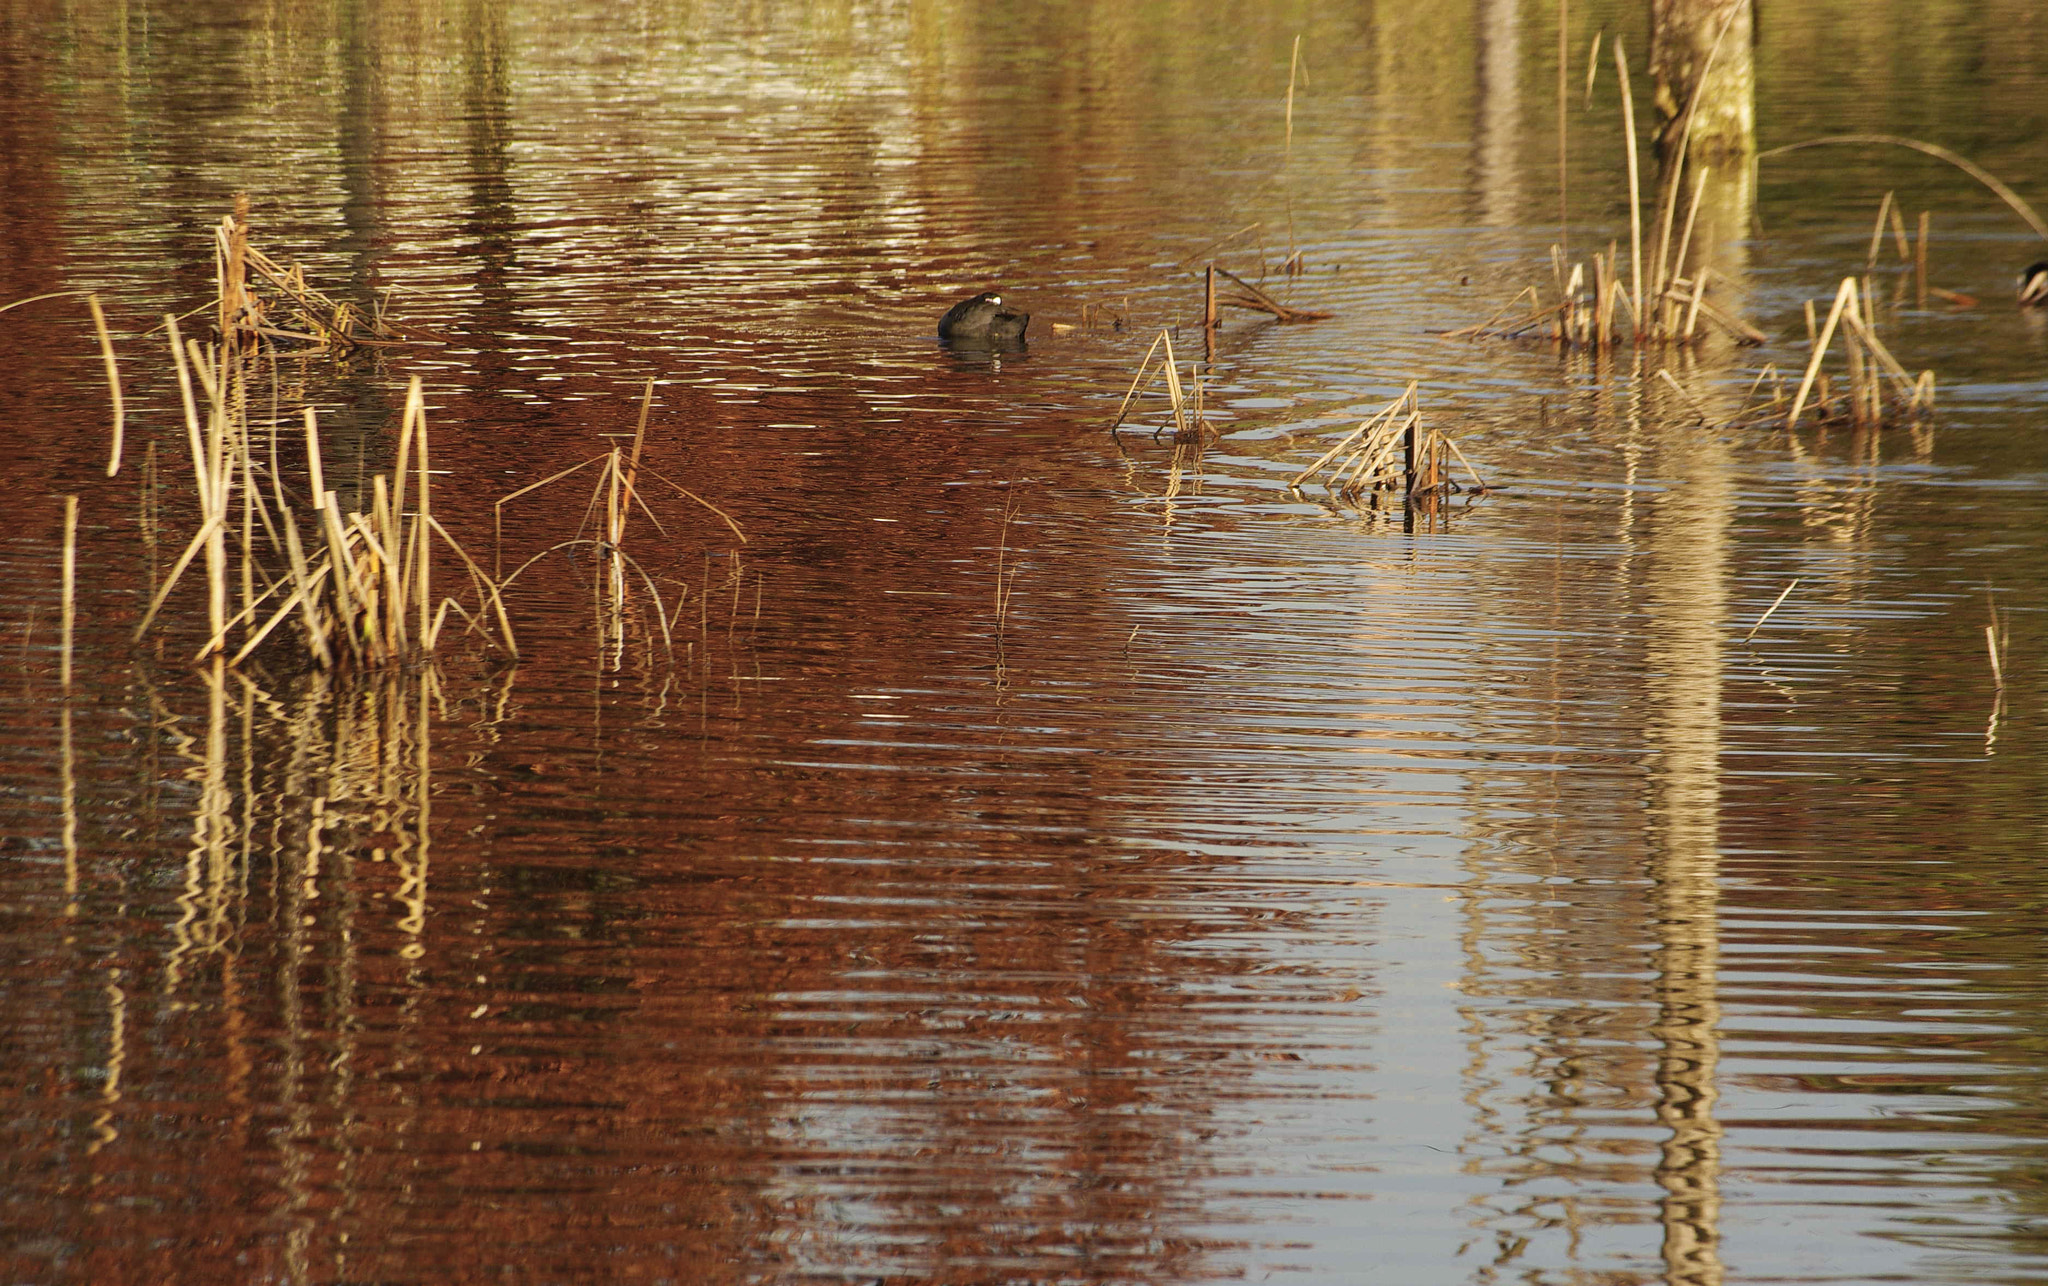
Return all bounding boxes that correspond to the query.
[1741,579,1800,644]
[89,295,124,476]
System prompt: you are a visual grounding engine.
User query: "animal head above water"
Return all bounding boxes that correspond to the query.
[939,290,1030,346]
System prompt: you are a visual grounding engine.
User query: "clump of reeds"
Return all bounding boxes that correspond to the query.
[1105,330,1221,505]
[1718,276,1936,431]
[113,197,508,668]
[1288,383,1489,507]
[130,334,513,667]
[1109,329,1208,441]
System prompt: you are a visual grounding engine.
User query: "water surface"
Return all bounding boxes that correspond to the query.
[4,3,2048,1283]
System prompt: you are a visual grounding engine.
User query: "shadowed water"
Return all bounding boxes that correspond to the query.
[4,3,2048,1284]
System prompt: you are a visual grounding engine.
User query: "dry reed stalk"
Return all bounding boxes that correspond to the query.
[1916,212,1930,309]
[1438,431,1489,492]
[408,380,432,647]
[304,408,327,510]
[320,494,360,648]
[1683,270,1707,340]
[1665,168,1709,333]
[219,195,251,353]
[1760,135,2048,242]
[1742,579,1800,643]
[1558,0,1569,247]
[1656,368,1716,422]
[1788,279,1856,427]
[1985,594,2008,690]
[1613,38,1643,337]
[60,496,77,689]
[424,515,517,657]
[1442,286,1540,340]
[88,296,125,477]
[1110,330,1187,434]
[1865,191,1895,270]
[279,518,333,667]
[1284,34,1303,155]
[371,476,407,654]
[616,378,654,545]
[995,490,1023,639]
[131,517,221,641]
[391,377,419,537]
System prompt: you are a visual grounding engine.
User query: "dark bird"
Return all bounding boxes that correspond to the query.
[938,291,1030,345]
[2020,261,2048,307]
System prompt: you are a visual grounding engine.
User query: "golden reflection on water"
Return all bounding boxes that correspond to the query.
[1639,393,1732,1286]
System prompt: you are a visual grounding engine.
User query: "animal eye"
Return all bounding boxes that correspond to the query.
[989,295,1001,305]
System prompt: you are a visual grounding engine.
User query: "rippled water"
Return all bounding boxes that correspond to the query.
[5,3,2048,1284]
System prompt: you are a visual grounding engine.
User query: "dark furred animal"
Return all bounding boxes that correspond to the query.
[938,291,1030,345]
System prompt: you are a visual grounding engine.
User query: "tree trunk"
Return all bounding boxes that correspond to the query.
[1649,0,1755,166]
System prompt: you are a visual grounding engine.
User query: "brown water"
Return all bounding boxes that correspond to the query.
[6,3,2048,1283]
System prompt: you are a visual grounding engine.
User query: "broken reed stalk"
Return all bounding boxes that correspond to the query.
[1211,265,1332,323]
[1865,191,1896,270]
[1985,595,2008,690]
